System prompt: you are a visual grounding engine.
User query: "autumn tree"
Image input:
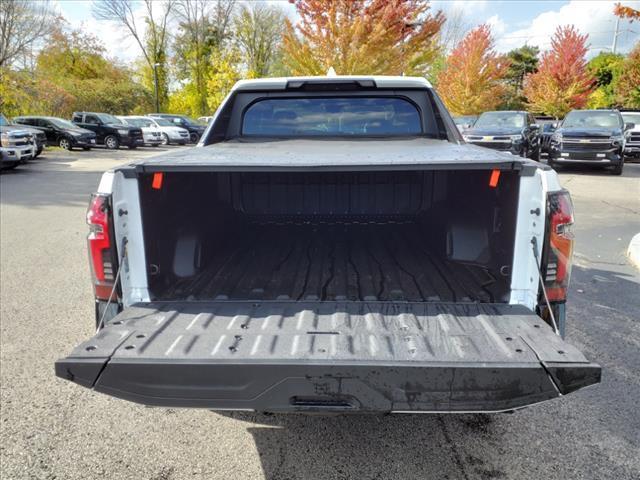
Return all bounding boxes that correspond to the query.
[282,0,444,76]
[616,42,640,107]
[614,3,640,21]
[523,26,595,117]
[436,24,510,115]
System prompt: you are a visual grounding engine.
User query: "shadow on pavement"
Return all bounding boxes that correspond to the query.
[219,411,508,480]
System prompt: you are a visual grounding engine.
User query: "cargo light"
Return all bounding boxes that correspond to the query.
[544,190,574,302]
[87,194,116,300]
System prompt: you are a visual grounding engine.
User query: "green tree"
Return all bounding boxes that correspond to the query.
[234,3,286,77]
[173,0,235,116]
[501,45,539,109]
[586,52,624,108]
[206,49,244,111]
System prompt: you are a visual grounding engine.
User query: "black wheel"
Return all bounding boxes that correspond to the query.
[532,146,541,162]
[34,147,43,158]
[611,160,623,175]
[161,133,170,145]
[58,137,72,150]
[189,132,199,143]
[128,145,137,150]
[547,157,556,169]
[152,144,159,147]
[104,135,119,149]
[83,147,91,151]
[179,142,186,146]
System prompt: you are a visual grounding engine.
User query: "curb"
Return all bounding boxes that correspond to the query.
[627,233,640,269]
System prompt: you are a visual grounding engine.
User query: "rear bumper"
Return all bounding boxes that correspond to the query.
[55,301,601,413]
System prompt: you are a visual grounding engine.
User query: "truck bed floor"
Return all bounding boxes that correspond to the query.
[159,222,508,303]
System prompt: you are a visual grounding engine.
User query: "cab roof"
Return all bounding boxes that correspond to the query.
[232,76,433,92]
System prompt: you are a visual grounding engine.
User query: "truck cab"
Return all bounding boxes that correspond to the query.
[56,76,600,413]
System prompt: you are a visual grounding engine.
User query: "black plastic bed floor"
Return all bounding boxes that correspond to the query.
[159,222,508,303]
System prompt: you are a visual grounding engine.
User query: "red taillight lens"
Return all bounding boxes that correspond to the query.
[87,194,115,300]
[544,191,574,302]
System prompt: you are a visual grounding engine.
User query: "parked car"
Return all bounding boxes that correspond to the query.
[548,109,632,175]
[117,116,163,147]
[1,113,46,158]
[147,113,206,143]
[198,116,214,124]
[142,116,189,145]
[463,110,542,161]
[620,110,640,161]
[452,115,477,132]
[56,76,600,414]
[71,112,144,149]
[14,116,96,150]
[0,114,38,169]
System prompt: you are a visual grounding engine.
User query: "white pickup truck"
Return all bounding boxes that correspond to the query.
[56,76,600,413]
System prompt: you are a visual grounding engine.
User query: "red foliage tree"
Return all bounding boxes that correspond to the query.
[436,24,510,115]
[282,0,444,75]
[523,25,595,117]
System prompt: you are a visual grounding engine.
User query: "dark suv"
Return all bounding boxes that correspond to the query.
[147,114,206,143]
[14,116,96,150]
[548,109,633,175]
[72,112,143,149]
[462,111,541,161]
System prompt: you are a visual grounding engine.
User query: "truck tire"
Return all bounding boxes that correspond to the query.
[105,135,119,150]
[59,137,72,150]
[611,160,623,175]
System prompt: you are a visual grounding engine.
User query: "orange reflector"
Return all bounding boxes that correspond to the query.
[489,169,501,188]
[152,172,164,190]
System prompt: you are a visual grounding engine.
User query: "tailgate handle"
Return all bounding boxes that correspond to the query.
[290,396,358,411]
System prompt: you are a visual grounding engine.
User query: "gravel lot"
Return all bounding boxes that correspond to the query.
[1,147,639,480]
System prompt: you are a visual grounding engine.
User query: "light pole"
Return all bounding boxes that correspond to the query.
[153,62,161,113]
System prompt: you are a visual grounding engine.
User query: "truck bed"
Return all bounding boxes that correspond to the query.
[159,222,508,303]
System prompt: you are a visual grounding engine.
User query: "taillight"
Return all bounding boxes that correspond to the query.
[87,194,116,300]
[543,190,574,302]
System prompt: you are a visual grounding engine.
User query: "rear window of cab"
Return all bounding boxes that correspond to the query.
[242,97,422,137]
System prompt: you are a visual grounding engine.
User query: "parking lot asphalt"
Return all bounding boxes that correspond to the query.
[1,147,639,480]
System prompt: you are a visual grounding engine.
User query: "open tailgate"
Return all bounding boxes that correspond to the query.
[55,302,600,413]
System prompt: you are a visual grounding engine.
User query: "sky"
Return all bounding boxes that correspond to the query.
[54,0,640,63]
